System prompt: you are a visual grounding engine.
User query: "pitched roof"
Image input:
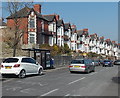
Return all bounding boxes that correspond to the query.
[77,29,88,37]
[71,28,76,33]
[99,38,104,43]
[43,15,56,22]
[57,19,64,27]
[71,25,77,33]
[6,7,46,21]
[77,30,83,36]
[6,7,31,19]
[64,23,71,31]
[90,34,95,40]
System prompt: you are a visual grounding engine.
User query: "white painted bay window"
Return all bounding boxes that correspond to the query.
[29,32,36,44]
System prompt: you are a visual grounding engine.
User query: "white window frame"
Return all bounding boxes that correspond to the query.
[28,32,36,44]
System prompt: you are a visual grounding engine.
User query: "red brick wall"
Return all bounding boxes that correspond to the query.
[44,21,48,32]
[37,18,42,32]
[44,21,49,44]
[7,18,28,44]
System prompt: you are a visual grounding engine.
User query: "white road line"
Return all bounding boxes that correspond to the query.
[68,77,85,85]
[20,88,35,94]
[90,72,98,75]
[100,69,104,71]
[65,94,70,96]
[2,78,15,83]
[41,88,59,96]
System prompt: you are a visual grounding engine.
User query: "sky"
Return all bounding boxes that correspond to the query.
[1,2,118,42]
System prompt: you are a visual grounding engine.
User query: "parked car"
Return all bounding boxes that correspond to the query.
[0,57,43,78]
[102,60,113,67]
[92,60,100,66]
[69,59,95,73]
[114,60,120,65]
[99,60,104,65]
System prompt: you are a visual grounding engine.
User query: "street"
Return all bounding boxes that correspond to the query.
[1,65,119,96]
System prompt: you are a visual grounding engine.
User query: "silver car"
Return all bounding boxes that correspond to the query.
[69,59,95,73]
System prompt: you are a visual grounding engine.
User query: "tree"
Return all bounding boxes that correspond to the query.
[63,43,71,54]
[5,0,33,57]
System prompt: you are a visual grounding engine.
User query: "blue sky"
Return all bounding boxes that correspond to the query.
[2,2,118,42]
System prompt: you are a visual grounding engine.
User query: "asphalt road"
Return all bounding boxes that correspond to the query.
[1,65,119,97]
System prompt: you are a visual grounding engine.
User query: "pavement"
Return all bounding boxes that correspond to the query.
[1,65,119,97]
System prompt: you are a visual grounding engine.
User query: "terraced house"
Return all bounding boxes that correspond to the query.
[6,4,120,59]
[56,18,65,47]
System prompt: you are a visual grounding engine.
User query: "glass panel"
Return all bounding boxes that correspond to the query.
[3,58,19,63]
[29,19,35,28]
[71,60,84,64]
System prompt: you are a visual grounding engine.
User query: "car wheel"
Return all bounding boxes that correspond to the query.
[86,68,90,74]
[18,70,26,79]
[38,68,42,75]
[92,67,95,72]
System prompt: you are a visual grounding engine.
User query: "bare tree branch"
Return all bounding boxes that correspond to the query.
[5,0,34,56]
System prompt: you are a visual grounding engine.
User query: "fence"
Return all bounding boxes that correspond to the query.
[52,56,72,68]
[52,56,83,68]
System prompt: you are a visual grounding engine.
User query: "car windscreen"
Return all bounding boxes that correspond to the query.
[115,60,120,62]
[3,58,19,63]
[71,60,84,64]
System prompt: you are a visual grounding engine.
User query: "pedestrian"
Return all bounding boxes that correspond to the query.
[50,58,54,69]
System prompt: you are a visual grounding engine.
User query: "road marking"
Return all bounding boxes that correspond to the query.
[2,78,15,83]
[65,94,70,96]
[6,87,21,91]
[68,77,85,85]
[41,88,59,96]
[20,88,35,94]
[90,72,98,75]
[100,69,104,71]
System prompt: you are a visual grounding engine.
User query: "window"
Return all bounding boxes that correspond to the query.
[71,60,84,64]
[41,21,44,32]
[21,58,30,63]
[49,24,53,31]
[3,58,19,63]
[21,58,36,64]
[29,18,35,28]
[29,33,35,43]
[57,39,60,46]
[49,37,52,46]
[29,58,36,64]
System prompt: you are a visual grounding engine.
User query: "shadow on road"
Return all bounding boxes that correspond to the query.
[1,73,45,80]
[112,77,120,84]
[70,71,91,74]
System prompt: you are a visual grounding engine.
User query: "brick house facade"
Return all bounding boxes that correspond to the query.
[6,4,50,46]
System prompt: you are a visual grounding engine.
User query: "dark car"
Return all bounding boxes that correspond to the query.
[103,60,113,67]
[99,60,104,65]
[114,60,120,65]
[92,60,100,66]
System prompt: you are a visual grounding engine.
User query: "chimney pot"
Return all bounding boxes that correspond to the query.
[34,4,41,13]
[55,15,60,20]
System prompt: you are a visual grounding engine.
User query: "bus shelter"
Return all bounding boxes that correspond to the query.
[22,48,51,69]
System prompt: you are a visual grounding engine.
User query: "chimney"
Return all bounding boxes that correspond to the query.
[83,29,88,32]
[106,39,110,41]
[55,15,60,20]
[112,41,115,43]
[34,4,41,13]
[71,25,76,29]
[100,36,104,39]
